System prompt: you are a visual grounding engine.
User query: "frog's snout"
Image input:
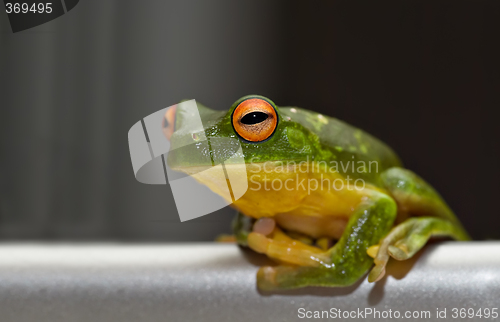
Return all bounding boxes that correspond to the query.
[162,105,177,141]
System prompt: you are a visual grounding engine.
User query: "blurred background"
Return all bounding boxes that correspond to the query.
[1,0,499,241]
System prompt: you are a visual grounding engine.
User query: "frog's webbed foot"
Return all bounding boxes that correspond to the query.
[367,217,469,283]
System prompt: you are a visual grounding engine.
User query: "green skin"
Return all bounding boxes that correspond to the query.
[167,95,470,291]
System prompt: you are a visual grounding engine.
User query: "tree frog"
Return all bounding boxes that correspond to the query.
[163,95,470,291]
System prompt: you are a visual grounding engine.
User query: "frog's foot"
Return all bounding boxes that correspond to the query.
[367,217,468,282]
[247,220,331,267]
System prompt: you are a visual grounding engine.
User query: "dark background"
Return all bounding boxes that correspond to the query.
[1,0,498,241]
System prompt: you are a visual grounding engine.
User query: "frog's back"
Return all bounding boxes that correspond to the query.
[280,107,402,184]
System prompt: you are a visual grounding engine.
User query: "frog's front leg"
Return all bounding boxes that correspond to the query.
[257,192,397,291]
[367,168,471,283]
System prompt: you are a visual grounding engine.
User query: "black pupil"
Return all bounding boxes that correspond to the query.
[240,112,268,125]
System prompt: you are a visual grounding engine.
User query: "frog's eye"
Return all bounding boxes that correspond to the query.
[162,104,177,140]
[232,98,278,142]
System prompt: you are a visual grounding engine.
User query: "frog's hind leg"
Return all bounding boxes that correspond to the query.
[368,168,470,283]
[257,192,397,290]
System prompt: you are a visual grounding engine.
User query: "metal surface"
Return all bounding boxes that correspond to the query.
[0,242,498,322]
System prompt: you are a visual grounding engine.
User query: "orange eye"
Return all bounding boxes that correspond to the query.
[232,98,278,142]
[162,104,177,140]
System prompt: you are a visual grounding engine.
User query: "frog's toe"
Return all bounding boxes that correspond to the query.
[367,245,379,258]
[368,261,386,283]
[367,235,411,282]
[367,243,391,283]
[256,266,278,291]
[388,244,409,260]
[367,235,409,282]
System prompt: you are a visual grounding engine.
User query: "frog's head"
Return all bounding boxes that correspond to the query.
[164,95,321,170]
[163,95,325,217]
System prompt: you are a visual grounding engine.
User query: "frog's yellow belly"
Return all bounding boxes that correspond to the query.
[180,161,380,239]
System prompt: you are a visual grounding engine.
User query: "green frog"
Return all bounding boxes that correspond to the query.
[163,95,470,291]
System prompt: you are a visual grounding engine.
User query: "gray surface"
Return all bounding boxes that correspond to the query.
[0,242,499,322]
